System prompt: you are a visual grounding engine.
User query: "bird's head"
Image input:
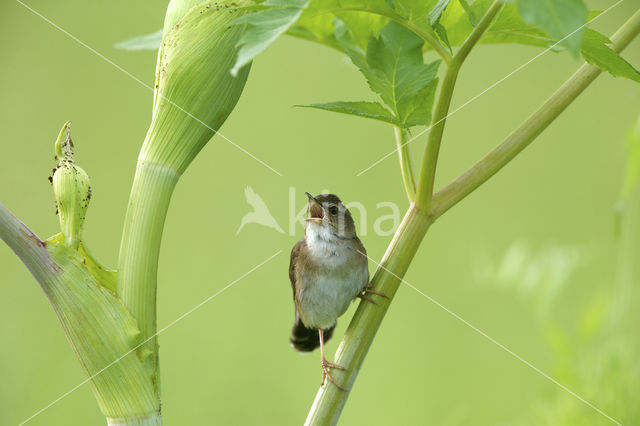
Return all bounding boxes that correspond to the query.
[305,192,356,239]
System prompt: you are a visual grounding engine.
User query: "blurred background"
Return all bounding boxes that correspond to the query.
[1,1,639,424]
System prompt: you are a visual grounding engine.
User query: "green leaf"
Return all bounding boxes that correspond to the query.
[300,19,441,128]
[432,22,452,51]
[429,0,450,26]
[115,29,162,50]
[299,101,401,125]
[361,21,441,126]
[458,0,477,26]
[481,3,553,48]
[287,0,441,52]
[506,0,588,56]
[403,78,439,127]
[429,0,452,52]
[231,0,309,76]
[580,29,640,83]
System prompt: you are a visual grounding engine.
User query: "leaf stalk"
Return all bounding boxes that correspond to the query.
[394,126,416,201]
[431,7,640,219]
[415,0,503,209]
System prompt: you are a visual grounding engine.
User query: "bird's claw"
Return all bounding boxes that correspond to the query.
[358,283,389,305]
[321,359,347,390]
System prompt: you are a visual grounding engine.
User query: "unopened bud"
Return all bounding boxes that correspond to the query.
[52,122,91,249]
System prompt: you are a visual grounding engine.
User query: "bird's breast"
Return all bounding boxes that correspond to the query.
[295,238,368,329]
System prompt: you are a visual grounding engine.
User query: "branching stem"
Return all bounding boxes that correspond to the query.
[431,8,640,219]
[415,0,503,209]
[305,6,640,426]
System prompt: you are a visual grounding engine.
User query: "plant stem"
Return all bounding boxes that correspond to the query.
[403,19,453,65]
[305,204,432,425]
[430,8,640,219]
[2,202,161,424]
[117,156,180,395]
[107,412,163,426]
[0,202,52,282]
[394,126,416,201]
[306,6,640,425]
[415,1,503,208]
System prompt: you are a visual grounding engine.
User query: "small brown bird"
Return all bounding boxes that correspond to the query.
[289,192,383,389]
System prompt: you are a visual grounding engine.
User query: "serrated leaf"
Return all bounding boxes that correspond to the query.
[299,101,401,125]
[580,29,640,83]
[115,29,163,50]
[361,21,441,126]
[433,22,452,51]
[481,3,553,48]
[429,0,452,52]
[231,0,309,76]
[403,78,439,127]
[507,0,588,56]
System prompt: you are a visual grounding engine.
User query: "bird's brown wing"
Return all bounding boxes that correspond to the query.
[354,236,370,285]
[289,238,305,299]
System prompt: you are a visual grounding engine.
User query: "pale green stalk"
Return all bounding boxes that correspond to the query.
[1,1,252,423]
[116,1,252,418]
[0,202,159,423]
[305,7,640,425]
[430,8,640,219]
[415,0,503,209]
[395,126,416,201]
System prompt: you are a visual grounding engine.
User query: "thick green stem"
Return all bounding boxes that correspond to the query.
[431,8,640,219]
[2,202,161,423]
[415,1,503,208]
[395,126,416,201]
[107,412,163,426]
[0,202,51,281]
[305,204,432,425]
[117,155,180,396]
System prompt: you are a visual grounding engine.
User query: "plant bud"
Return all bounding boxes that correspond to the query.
[52,121,91,249]
[141,0,253,174]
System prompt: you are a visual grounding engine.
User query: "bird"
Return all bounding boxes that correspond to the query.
[288,192,386,389]
[236,186,284,235]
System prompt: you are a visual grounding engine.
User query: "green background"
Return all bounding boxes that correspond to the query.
[1,1,639,424]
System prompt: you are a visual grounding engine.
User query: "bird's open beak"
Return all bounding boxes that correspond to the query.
[305,192,324,223]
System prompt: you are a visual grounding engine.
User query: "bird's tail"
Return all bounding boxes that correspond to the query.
[290,312,335,352]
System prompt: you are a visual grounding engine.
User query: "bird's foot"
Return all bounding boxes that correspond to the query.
[321,358,346,390]
[358,283,389,305]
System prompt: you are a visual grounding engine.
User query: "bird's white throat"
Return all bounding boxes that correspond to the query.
[305,223,343,259]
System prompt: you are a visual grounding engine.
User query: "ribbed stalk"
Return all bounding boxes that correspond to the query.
[107,412,163,426]
[117,158,179,392]
[115,1,252,421]
[0,204,160,422]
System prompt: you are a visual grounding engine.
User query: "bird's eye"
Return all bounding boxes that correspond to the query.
[328,206,339,215]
